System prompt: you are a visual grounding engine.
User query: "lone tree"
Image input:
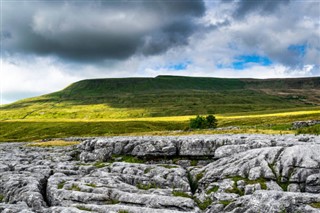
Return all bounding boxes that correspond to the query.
[206,115,218,129]
[189,114,218,129]
[189,115,207,129]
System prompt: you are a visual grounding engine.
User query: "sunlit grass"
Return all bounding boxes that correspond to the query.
[131,128,294,136]
[1,108,319,142]
[27,140,79,147]
[0,103,149,121]
[3,109,320,123]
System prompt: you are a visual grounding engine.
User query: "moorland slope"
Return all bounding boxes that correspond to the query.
[1,76,319,141]
[1,75,320,120]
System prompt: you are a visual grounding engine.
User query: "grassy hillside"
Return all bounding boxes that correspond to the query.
[1,75,319,141]
[1,76,319,120]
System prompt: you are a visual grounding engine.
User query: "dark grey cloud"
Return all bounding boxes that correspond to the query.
[229,0,290,18]
[2,0,205,62]
[141,19,196,56]
[2,0,320,105]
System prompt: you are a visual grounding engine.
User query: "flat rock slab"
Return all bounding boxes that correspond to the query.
[0,134,320,213]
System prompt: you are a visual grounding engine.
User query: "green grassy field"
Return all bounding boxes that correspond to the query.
[1,76,319,141]
[1,108,319,142]
[1,90,314,120]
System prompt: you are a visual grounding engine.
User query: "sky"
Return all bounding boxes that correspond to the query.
[1,0,320,104]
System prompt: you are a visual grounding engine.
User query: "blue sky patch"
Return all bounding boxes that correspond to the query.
[166,61,191,71]
[217,54,273,70]
[288,44,306,57]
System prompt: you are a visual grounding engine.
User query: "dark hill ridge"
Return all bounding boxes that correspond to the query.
[62,75,320,96]
[242,77,320,89]
[2,75,320,117]
[62,75,246,95]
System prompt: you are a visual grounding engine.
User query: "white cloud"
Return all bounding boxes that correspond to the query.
[1,56,81,104]
[1,0,319,104]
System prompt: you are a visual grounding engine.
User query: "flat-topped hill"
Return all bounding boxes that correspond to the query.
[1,75,319,120]
[59,75,320,95]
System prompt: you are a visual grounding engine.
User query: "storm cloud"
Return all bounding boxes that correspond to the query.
[1,0,319,104]
[2,0,205,61]
[231,0,290,18]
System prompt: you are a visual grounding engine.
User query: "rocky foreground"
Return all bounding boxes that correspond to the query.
[1,134,320,213]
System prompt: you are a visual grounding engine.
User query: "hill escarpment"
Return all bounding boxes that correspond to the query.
[2,76,320,119]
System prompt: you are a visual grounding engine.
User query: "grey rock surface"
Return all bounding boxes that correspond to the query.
[0,134,320,213]
[292,120,320,129]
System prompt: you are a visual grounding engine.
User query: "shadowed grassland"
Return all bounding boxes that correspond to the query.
[297,124,320,135]
[0,121,186,142]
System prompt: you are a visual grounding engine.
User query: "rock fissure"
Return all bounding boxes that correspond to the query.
[41,170,53,207]
[117,201,146,207]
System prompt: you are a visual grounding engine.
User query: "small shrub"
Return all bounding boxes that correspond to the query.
[278,182,290,191]
[85,183,97,188]
[68,184,81,191]
[0,194,4,202]
[57,181,66,189]
[118,210,129,213]
[196,172,204,181]
[190,115,207,129]
[225,178,244,196]
[190,160,198,166]
[259,181,267,190]
[187,171,198,195]
[227,176,267,194]
[206,185,219,194]
[225,185,244,195]
[194,197,213,210]
[268,164,289,191]
[219,200,232,206]
[189,115,217,129]
[136,182,157,190]
[105,199,120,205]
[76,206,92,211]
[172,191,192,198]
[206,115,218,128]
[245,177,268,190]
[93,161,106,168]
[310,202,320,208]
[122,156,144,163]
[144,167,153,174]
[279,208,288,213]
[159,164,178,169]
[112,155,145,164]
[172,157,182,164]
